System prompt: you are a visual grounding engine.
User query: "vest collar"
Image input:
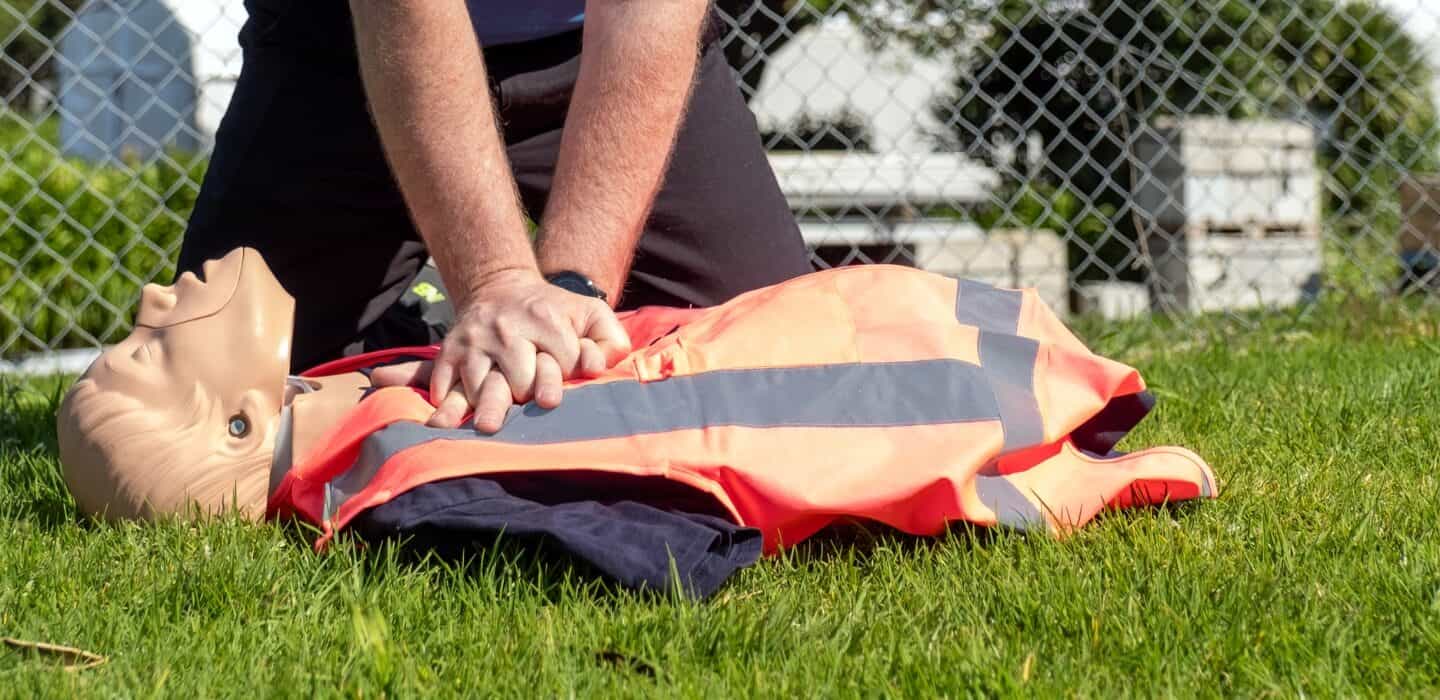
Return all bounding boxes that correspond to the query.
[268,376,314,498]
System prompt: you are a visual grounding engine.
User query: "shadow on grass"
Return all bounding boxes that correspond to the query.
[308,521,656,605]
[0,375,81,530]
[779,496,1213,567]
[286,499,1215,605]
[6,370,1219,602]
[330,513,1027,603]
[0,375,67,454]
[778,519,976,567]
[1086,496,1213,528]
[2,495,82,532]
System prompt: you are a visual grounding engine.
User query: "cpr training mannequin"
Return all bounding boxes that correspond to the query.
[56,247,374,520]
[58,246,1218,564]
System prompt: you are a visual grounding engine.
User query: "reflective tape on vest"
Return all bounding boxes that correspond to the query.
[322,354,1046,523]
[319,276,1058,528]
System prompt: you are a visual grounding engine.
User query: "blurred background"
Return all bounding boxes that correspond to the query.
[2,0,1439,363]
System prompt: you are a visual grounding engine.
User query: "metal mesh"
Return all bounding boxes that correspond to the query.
[3,0,1438,359]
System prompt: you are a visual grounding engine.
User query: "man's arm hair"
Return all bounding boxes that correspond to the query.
[534,0,712,303]
[348,1,541,306]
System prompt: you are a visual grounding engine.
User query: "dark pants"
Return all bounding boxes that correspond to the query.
[177,1,813,371]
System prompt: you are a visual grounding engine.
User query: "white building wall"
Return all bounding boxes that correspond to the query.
[57,0,243,163]
[748,15,957,154]
[169,0,243,139]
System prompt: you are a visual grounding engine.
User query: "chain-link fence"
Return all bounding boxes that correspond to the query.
[2,0,1439,361]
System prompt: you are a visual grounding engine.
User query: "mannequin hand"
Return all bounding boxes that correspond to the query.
[379,269,631,432]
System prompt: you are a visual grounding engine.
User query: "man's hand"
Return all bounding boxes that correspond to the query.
[372,270,631,432]
[433,271,632,431]
[349,0,697,431]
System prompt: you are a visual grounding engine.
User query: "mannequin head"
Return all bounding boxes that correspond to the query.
[57,247,295,521]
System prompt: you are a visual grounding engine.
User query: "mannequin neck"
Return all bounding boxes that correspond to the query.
[282,371,375,476]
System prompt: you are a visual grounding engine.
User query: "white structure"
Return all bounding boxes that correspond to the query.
[766,151,1067,309]
[748,14,958,153]
[916,226,1069,312]
[750,16,1067,307]
[57,0,243,163]
[1075,282,1150,321]
[1135,117,1323,314]
[767,151,997,210]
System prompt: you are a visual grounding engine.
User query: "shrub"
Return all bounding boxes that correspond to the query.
[973,182,1121,282]
[0,0,86,106]
[0,112,205,358]
[941,0,1439,280]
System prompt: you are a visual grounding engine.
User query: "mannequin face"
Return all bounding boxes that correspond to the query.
[58,247,297,520]
[98,246,294,421]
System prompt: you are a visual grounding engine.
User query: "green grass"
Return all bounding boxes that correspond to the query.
[3,304,1440,697]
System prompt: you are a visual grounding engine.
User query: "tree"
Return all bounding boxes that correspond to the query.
[716,0,824,100]
[716,0,976,100]
[0,0,86,109]
[941,0,1440,254]
[760,108,875,151]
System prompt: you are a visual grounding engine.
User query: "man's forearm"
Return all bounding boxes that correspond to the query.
[535,0,711,303]
[349,1,538,307]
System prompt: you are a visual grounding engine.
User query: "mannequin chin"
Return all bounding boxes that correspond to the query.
[57,246,364,522]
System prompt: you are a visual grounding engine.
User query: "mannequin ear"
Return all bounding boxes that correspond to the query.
[223,389,281,457]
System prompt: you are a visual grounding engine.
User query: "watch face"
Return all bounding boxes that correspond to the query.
[548,271,605,300]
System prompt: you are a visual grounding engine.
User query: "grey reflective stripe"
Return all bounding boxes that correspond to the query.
[327,426,404,522]
[323,360,1003,522]
[974,476,1046,530]
[325,276,1056,523]
[979,331,1045,452]
[322,484,336,525]
[953,278,1045,453]
[955,279,1023,334]
[270,405,294,500]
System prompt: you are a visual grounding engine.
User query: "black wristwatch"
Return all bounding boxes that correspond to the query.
[545,270,608,302]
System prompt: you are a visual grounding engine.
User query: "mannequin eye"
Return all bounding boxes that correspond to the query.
[227,414,250,438]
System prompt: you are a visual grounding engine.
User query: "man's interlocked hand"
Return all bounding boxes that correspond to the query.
[370,269,631,433]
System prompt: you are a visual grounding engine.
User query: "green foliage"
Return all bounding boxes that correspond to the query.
[763,0,1438,282]
[933,0,1440,268]
[718,0,977,99]
[760,108,875,151]
[0,0,85,103]
[974,182,1111,235]
[972,182,1125,282]
[0,112,205,358]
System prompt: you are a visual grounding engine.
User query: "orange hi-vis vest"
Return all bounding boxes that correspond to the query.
[273,265,1217,552]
